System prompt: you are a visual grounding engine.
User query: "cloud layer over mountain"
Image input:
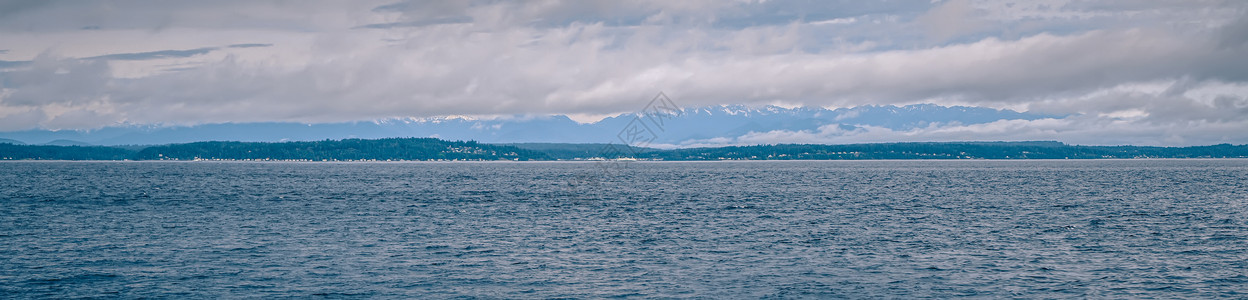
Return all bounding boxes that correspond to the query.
[1,1,1246,145]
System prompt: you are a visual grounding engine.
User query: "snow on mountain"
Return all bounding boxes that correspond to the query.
[0,104,1060,146]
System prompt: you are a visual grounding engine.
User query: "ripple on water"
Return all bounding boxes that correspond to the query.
[0,160,1246,298]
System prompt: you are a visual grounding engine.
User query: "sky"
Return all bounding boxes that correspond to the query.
[0,0,1247,146]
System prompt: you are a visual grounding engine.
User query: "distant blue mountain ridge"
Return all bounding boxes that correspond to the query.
[0,104,1060,146]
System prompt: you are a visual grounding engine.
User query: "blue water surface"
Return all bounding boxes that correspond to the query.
[1,160,1246,298]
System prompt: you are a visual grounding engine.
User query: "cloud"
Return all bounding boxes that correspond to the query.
[355,16,473,29]
[1218,12,1248,48]
[809,18,857,26]
[85,47,217,61]
[914,0,985,42]
[227,43,272,48]
[0,60,30,69]
[673,80,1248,147]
[577,26,1246,110]
[0,1,1245,146]
[0,0,387,33]
[678,115,1248,147]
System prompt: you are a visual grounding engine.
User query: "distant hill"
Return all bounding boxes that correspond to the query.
[42,139,93,146]
[1,138,546,161]
[500,143,662,160]
[1,138,1246,161]
[0,143,133,160]
[131,138,548,161]
[0,138,24,145]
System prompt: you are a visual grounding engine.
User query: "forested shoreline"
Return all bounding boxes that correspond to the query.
[2,138,1247,161]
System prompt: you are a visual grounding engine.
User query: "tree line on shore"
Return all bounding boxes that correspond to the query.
[2,138,1247,161]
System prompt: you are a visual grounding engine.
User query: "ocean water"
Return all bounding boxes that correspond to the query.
[1,160,1246,298]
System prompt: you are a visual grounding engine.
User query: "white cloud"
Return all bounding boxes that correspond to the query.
[809,17,858,26]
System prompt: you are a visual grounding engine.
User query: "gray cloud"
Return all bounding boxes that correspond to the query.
[0,60,29,68]
[0,1,1246,145]
[675,109,1248,147]
[1218,13,1248,48]
[86,47,216,61]
[0,0,391,33]
[227,43,272,48]
[914,0,986,42]
[355,16,473,29]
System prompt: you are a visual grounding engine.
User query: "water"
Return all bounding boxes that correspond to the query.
[2,160,1246,298]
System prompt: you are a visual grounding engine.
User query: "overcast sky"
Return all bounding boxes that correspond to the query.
[1,0,1246,145]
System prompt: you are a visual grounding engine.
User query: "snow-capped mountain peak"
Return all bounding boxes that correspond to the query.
[0,104,1059,146]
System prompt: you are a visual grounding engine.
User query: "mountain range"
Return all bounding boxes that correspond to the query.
[0,104,1059,146]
